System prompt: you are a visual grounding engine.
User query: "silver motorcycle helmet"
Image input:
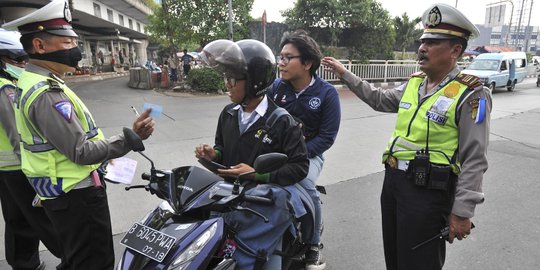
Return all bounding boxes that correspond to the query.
[200,39,247,81]
[201,39,276,100]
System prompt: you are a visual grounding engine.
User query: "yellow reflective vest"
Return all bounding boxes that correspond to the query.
[14,71,104,199]
[0,77,21,171]
[384,75,470,171]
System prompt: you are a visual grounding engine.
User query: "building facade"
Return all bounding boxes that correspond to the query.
[475,0,538,53]
[0,0,153,72]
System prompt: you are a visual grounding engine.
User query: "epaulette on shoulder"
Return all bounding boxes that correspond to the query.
[410,71,426,78]
[47,79,63,92]
[456,73,483,89]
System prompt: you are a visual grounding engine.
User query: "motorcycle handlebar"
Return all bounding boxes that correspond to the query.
[141,173,151,181]
[243,195,273,206]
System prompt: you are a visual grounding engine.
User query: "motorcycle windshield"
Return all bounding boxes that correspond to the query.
[170,166,223,209]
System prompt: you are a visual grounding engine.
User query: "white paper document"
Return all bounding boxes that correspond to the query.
[104,157,138,185]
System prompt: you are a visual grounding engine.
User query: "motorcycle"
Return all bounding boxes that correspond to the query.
[116,128,316,270]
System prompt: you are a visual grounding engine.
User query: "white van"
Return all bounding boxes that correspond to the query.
[462,52,528,91]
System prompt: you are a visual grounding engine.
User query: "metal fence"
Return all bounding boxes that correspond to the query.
[313,60,469,83]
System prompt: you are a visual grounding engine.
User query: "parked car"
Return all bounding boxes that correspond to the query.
[462,52,528,91]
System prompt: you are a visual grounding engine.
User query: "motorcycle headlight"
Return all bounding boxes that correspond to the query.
[170,222,218,270]
[138,201,173,223]
[158,200,175,213]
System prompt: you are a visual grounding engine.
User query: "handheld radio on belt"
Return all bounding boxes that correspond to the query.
[411,113,431,187]
[411,109,453,190]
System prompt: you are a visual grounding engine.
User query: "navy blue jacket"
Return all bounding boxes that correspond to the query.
[268,75,341,158]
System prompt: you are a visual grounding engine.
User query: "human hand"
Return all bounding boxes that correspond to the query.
[447,213,472,243]
[321,57,347,78]
[217,163,254,179]
[132,108,155,140]
[195,144,216,160]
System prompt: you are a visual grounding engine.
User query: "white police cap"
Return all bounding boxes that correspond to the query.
[1,0,77,37]
[421,3,479,40]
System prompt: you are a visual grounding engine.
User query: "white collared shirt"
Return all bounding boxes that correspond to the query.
[233,95,269,132]
[295,76,316,98]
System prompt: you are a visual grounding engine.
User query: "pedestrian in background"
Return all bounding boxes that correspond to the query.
[0,27,63,270]
[97,50,104,73]
[323,3,491,270]
[169,49,179,86]
[181,48,193,78]
[2,0,155,269]
[268,30,341,270]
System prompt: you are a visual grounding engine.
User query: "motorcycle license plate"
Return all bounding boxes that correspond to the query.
[120,222,177,262]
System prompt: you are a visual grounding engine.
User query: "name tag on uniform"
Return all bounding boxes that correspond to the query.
[399,102,412,109]
[426,111,448,125]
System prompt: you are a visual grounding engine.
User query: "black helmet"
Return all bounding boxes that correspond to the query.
[201,39,276,99]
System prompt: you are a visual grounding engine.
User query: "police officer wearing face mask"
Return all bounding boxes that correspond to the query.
[2,1,155,269]
[0,28,63,270]
[323,3,491,270]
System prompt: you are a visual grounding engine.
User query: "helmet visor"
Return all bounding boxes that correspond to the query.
[200,39,247,80]
[0,49,28,63]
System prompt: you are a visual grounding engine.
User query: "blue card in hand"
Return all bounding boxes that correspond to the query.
[143,103,163,119]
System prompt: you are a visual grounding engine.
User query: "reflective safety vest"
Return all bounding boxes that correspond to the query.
[14,71,104,199]
[0,78,20,171]
[384,76,470,171]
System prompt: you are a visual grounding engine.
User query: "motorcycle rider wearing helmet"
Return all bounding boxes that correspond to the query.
[0,28,62,270]
[195,39,309,269]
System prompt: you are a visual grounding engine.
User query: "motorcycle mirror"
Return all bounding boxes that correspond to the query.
[253,153,288,174]
[123,127,145,152]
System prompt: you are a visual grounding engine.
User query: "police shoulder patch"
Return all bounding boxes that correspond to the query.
[455,73,483,89]
[410,72,426,78]
[54,101,73,122]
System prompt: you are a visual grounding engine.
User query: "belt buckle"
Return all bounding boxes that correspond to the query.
[387,156,398,170]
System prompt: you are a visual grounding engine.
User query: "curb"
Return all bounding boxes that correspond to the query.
[63,72,129,84]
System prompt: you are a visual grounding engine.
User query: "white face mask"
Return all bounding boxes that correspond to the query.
[3,63,24,79]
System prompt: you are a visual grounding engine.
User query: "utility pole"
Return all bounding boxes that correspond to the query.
[501,0,515,48]
[455,0,458,7]
[228,0,233,41]
[514,0,526,50]
[524,0,534,52]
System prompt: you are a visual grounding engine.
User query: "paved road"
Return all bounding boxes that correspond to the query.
[1,77,539,269]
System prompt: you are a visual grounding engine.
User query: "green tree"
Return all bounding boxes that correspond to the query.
[282,0,395,61]
[394,13,422,58]
[146,0,254,50]
[282,0,342,47]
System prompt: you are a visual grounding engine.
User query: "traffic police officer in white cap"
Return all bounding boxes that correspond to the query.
[322,3,491,270]
[0,27,63,270]
[3,1,155,269]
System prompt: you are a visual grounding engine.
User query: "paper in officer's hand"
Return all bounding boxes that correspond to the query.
[104,157,138,185]
[143,102,163,119]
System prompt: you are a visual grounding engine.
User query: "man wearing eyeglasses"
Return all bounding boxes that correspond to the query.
[268,30,341,270]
